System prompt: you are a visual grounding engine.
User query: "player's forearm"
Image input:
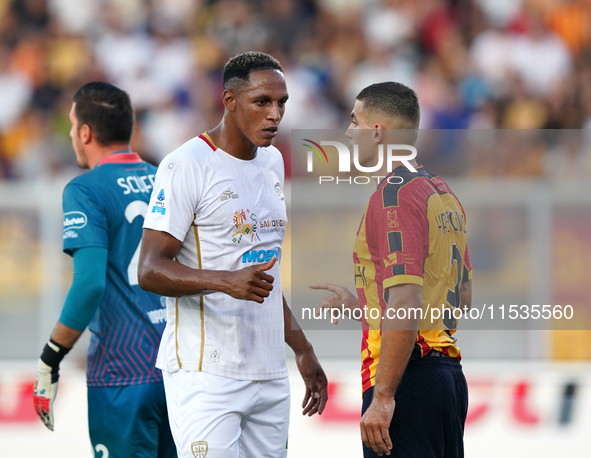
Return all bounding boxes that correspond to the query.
[373,329,416,400]
[138,228,235,297]
[283,296,313,355]
[138,253,233,297]
[372,284,422,400]
[139,229,275,302]
[49,322,83,349]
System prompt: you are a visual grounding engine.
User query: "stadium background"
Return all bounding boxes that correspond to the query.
[1,0,590,456]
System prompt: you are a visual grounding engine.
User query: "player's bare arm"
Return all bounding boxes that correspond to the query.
[138,228,275,303]
[360,283,422,457]
[48,322,83,348]
[310,282,361,324]
[282,295,328,416]
[460,279,472,312]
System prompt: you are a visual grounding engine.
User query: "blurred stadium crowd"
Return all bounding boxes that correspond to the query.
[1,0,590,180]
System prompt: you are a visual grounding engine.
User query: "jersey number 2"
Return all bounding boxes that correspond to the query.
[125,200,148,286]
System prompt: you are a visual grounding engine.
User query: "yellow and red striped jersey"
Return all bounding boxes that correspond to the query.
[353,165,472,393]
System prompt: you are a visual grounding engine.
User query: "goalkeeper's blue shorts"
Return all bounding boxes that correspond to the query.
[88,381,176,458]
[362,352,468,458]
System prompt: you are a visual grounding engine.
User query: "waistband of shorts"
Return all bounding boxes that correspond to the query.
[427,350,452,358]
[419,350,462,366]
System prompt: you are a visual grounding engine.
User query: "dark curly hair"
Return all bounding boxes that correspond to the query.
[223,51,283,91]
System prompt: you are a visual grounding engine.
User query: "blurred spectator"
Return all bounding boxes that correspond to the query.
[0,45,32,131]
[509,11,572,97]
[208,0,268,55]
[470,26,513,97]
[476,0,523,27]
[48,0,97,35]
[362,0,415,50]
[546,0,591,57]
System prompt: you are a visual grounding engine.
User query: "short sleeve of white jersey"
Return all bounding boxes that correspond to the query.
[267,145,285,187]
[143,140,207,241]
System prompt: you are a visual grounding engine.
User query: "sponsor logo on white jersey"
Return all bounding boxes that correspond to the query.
[231,209,259,243]
[241,249,279,263]
[220,190,239,201]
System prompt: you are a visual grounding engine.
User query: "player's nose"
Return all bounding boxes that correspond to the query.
[345,125,354,139]
[267,103,282,122]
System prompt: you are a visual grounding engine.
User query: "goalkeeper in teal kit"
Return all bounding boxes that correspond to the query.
[33,82,176,457]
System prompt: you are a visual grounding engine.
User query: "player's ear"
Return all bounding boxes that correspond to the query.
[223,90,237,111]
[80,124,92,145]
[373,125,384,144]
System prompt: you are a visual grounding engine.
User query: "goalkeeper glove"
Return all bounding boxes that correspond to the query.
[33,339,70,431]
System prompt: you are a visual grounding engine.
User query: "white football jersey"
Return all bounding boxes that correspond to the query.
[143,133,288,380]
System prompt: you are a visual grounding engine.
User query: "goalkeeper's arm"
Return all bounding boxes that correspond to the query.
[33,247,107,431]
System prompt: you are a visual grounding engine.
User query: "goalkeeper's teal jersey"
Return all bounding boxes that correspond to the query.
[62,152,165,387]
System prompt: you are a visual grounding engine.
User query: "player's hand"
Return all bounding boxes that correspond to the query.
[33,358,59,431]
[225,257,276,303]
[295,347,328,416]
[309,282,360,324]
[360,396,395,456]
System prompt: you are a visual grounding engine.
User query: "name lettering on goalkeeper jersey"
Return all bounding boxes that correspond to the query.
[147,307,167,324]
[116,174,155,195]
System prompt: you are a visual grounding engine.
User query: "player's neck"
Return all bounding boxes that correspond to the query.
[87,144,132,169]
[208,120,258,161]
[371,159,419,188]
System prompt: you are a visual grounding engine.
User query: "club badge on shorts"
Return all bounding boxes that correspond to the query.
[191,441,208,458]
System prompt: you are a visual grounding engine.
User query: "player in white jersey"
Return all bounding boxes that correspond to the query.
[138,52,327,458]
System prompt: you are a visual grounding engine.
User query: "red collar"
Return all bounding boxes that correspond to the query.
[96,152,143,167]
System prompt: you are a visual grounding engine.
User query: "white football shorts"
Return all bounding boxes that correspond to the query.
[163,370,290,458]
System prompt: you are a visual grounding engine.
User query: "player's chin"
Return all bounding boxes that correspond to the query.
[254,135,275,148]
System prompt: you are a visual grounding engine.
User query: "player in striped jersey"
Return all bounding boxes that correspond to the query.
[312,82,472,457]
[139,52,327,458]
[33,82,175,457]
